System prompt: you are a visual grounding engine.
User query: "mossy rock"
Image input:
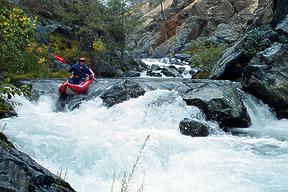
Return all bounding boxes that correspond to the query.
[0,100,17,119]
[0,132,15,149]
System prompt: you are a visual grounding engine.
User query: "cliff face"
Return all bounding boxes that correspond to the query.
[130,0,273,58]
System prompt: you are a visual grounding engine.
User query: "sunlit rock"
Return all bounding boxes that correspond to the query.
[182,79,251,128]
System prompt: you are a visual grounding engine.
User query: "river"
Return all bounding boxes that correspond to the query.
[1,77,288,192]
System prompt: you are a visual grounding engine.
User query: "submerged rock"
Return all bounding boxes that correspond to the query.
[182,79,251,128]
[0,133,76,192]
[179,118,210,137]
[100,80,146,107]
[242,43,288,118]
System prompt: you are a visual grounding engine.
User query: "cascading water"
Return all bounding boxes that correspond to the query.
[2,80,288,192]
[141,58,194,78]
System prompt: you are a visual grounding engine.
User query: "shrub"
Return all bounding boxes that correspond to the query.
[185,41,226,79]
[49,34,79,63]
[0,7,38,77]
[242,30,271,58]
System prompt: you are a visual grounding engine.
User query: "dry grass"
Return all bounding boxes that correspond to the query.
[111,135,150,192]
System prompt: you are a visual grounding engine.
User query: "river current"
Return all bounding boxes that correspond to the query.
[1,60,288,192]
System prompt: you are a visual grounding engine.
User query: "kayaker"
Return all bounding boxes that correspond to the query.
[69,57,93,84]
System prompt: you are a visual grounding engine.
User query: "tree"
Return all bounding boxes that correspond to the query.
[160,0,165,20]
[105,0,143,60]
[0,3,38,77]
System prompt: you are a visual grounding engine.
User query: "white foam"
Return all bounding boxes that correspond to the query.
[2,91,288,192]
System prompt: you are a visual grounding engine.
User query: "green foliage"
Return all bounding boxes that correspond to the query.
[49,34,79,63]
[0,6,39,76]
[1,0,143,77]
[185,41,226,79]
[105,0,143,58]
[49,71,70,79]
[0,80,24,100]
[242,30,271,58]
[93,39,106,54]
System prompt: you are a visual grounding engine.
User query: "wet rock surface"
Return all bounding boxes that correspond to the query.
[100,79,146,107]
[179,118,210,137]
[0,132,76,192]
[182,79,251,128]
[242,43,288,118]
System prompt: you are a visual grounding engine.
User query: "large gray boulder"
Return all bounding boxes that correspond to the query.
[182,79,251,128]
[214,23,239,44]
[0,133,76,192]
[242,43,288,118]
[100,80,146,107]
[209,27,277,80]
[179,118,210,137]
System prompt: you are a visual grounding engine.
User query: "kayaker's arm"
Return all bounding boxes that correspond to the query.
[84,65,93,79]
[69,64,76,73]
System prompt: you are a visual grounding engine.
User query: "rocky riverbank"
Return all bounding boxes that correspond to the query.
[0,131,76,192]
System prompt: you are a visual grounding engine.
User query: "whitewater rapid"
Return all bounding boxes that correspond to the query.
[2,88,288,192]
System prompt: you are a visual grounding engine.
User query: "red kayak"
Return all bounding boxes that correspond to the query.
[59,69,95,95]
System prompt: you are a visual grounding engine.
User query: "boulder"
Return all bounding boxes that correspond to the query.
[182,79,251,128]
[179,118,210,137]
[177,67,186,74]
[124,70,141,77]
[0,133,76,192]
[115,69,125,77]
[214,23,239,43]
[209,26,278,80]
[242,43,288,118]
[96,63,118,77]
[151,64,161,71]
[146,71,163,77]
[100,80,146,107]
[161,67,182,77]
[0,100,17,119]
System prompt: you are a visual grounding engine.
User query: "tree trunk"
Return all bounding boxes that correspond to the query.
[160,0,165,20]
